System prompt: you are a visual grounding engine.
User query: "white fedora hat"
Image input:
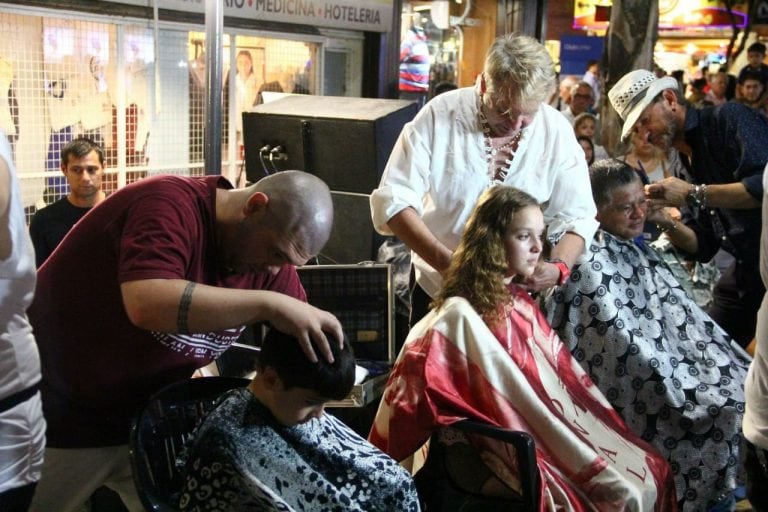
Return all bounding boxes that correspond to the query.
[608,69,679,140]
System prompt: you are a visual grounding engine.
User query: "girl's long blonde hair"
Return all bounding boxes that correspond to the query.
[433,186,541,320]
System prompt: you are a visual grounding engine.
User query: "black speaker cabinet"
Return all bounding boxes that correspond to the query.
[242,95,417,194]
[316,191,384,265]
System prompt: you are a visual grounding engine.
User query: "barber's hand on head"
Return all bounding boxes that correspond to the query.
[522,261,560,292]
[268,294,343,364]
[645,177,690,209]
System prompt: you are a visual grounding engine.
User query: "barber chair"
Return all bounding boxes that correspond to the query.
[129,376,250,512]
[415,420,540,512]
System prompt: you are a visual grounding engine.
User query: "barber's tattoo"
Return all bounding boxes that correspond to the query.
[178,282,196,334]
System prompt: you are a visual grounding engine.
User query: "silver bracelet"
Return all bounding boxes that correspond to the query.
[656,220,677,233]
[686,184,707,209]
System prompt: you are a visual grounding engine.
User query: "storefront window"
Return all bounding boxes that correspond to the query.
[399,2,458,107]
[1,8,354,222]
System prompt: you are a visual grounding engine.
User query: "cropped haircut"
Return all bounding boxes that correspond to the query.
[484,33,555,110]
[434,186,541,321]
[570,80,594,98]
[61,137,104,167]
[748,41,766,55]
[739,70,764,85]
[257,328,355,401]
[589,159,642,209]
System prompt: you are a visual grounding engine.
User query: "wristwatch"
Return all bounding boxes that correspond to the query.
[546,258,571,286]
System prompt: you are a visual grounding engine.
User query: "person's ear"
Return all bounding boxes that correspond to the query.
[261,367,282,391]
[480,73,486,95]
[244,191,269,215]
[662,89,678,107]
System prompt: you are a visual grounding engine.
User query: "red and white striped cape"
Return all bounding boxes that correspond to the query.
[369,286,676,511]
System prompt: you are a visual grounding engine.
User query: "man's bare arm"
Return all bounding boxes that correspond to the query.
[646,206,699,254]
[121,279,343,363]
[386,207,453,274]
[646,177,760,209]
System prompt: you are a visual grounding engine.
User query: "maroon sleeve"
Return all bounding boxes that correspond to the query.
[117,191,202,284]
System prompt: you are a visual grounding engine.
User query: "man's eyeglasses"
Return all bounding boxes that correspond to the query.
[611,199,649,216]
[483,93,536,120]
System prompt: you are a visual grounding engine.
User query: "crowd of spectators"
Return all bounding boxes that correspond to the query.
[6,31,768,512]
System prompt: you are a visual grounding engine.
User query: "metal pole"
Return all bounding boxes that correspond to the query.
[204,0,223,175]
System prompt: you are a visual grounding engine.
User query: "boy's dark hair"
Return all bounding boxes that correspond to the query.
[691,77,708,91]
[61,137,105,166]
[739,70,764,85]
[748,41,767,55]
[589,159,641,209]
[576,136,595,165]
[258,329,355,400]
[433,81,458,97]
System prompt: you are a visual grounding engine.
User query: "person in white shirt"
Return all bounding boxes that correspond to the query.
[0,130,46,512]
[370,33,598,326]
[582,59,601,108]
[744,166,768,512]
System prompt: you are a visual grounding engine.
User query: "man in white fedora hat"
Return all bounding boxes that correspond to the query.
[608,68,768,349]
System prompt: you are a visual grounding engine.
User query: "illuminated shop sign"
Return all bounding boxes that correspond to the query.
[108,0,393,33]
[574,0,748,31]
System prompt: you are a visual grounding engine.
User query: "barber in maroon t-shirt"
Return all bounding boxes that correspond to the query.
[27,170,342,512]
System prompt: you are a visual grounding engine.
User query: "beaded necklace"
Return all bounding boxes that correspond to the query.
[478,100,524,182]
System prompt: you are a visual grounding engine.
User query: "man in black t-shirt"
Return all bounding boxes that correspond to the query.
[29,137,106,267]
[738,41,768,91]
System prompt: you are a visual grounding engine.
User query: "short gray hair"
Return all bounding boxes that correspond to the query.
[570,81,594,98]
[484,33,555,111]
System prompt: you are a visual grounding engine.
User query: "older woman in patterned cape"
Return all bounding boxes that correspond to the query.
[370,185,676,511]
[545,159,750,512]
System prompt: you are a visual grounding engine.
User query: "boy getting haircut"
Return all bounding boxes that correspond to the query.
[258,327,355,401]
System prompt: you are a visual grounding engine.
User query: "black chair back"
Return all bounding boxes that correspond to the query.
[129,376,250,512]
[414,419,539,512]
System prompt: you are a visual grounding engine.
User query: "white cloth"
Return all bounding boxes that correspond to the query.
[561,106,576,125]
[744,166,768,450]
[594,144,610,161]
[0,58,14,136]
[77,73,112,131]
[0,131,45,493]
[235,72,258,133]
[583,70,601,106]
[370,86,598,298]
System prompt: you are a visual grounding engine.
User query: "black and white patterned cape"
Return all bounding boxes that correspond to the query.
[545,231,750,512]
[178,388,420,511]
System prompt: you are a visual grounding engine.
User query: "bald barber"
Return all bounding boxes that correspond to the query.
[28,171,341,512]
